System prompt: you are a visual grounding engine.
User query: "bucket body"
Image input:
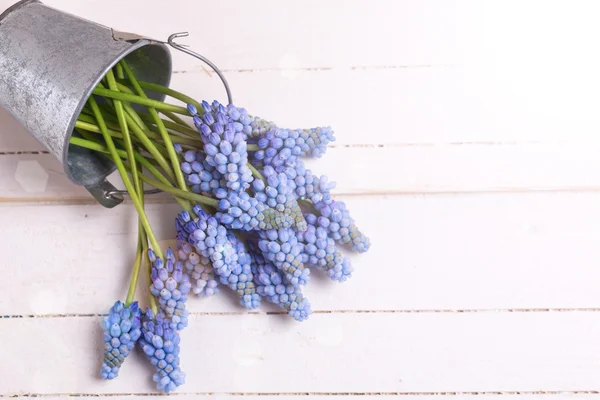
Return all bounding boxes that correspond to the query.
[0,0,172,207]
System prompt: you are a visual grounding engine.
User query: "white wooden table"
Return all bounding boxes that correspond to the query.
[2,0,600,398]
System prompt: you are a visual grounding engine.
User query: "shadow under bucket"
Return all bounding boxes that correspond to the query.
[0,0,172,207]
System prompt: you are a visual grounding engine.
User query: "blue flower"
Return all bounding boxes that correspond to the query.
[314,200,371,253]
[189,102,253,194]
[249,243,311,321]
[252,126,335,171]
[184,206,237,280]
[177,242,220,296]
[101,301,142,379]
[139,309,186,393]
[180,150,225,198]
[258,228,309,288]
[214,167,306,232]
[284,160,336,204]
[299,214,352,281]
[149,248,192,331]
[249,116,277,138]
[224,234,261,309]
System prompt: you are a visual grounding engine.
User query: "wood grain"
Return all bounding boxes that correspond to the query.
[2,312,600,394]
[4,193,600,316]
[7,66,600,152]
[4,142,600,201]
[1,0,599,396]
[8,0,465,71]
[2,396,598,399]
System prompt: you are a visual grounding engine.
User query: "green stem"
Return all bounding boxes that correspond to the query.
[116,63,125,80]
[247,144,260,151]
[70,137,161,181]
[118,78,203,112]
[121,108,175,181]
[131,139,149,308]
[162,111,189,127]
[110,85,196,138]
[87,96,164,260]
[107,68,145,307]
[134,172,218,208]
[120,60,188,192]
[74,128,100,144]
[96,82,151,132]
[75,118,203,147]
[138,113,200,138]
[140,227,157,315]
[70,137,203,210]
[125,239,143,305]
[106,70,141,191]
[247,162,266,184]
[92,86,189,115]
[122,102,150,131]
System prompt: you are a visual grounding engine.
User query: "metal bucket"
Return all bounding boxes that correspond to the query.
[0,0,172,207]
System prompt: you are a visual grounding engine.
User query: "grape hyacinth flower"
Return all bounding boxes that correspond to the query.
[258,228,309,288]
[284,160,336,204]
[180,150,225,198]
[314,200,371,253]
[208,100,254,137]
[250,243,311,321]
[253,166,306,231]
[188,102,253,193]
[215,167,306,232]
[139,309,186,393]
[183,206,237,281]
[176,210,192,244]
[198,100,275,139]
[101,301,142,379]
[215,190,280,231]
[249,116,277,138]
[298,214,353,281]
[223,234,261,309]
[149,248,192,331]
[282,160,371,254]
[252,126,336,171]
[177,242,220,296]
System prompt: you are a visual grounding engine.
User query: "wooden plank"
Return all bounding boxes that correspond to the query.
[13,0,468,71]
[0,397,402,399]
[6,141,600,200]
[1,396,596,399]
[8,65,600,152]
[1,68,472,151]
[4,193,600,316]
[2,312,600,394]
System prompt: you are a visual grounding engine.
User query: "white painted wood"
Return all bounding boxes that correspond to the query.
[1,397,595,400]
[4,193,600,316]
[3,312,600,394]
[5,143,600,200]
[8,66,600,152]
[2,68,476,151]
[0,0,466,71]
[4,0,600,397]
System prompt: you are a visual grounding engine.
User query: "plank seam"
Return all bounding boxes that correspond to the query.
[5,390,600,397]
[172,64,463,75]
[0,151,49,155]
[10,186,600,207]
[4,308,600,319]
[0,140,573,154]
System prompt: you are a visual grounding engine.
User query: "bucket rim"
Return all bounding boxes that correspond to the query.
[0,0,40,23]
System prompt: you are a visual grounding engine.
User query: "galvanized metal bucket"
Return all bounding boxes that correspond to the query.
[0,0,172,207]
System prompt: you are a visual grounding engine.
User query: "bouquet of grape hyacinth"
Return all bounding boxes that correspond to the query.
[75,61,370,393]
